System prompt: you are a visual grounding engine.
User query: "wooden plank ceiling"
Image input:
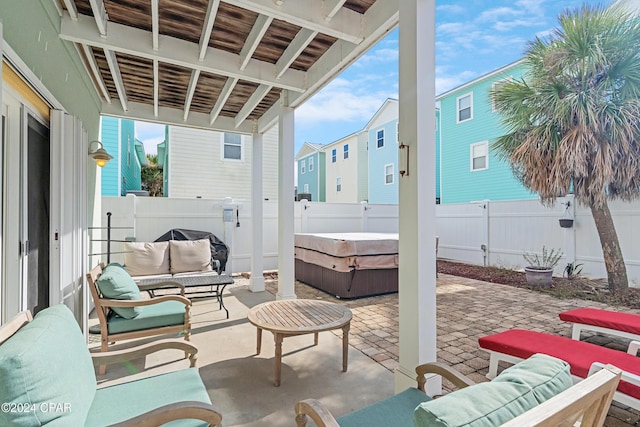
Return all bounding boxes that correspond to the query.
[56,0,398,134]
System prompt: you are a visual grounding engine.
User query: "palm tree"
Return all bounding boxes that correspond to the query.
[141,154,163,197]
[492,4,640,292]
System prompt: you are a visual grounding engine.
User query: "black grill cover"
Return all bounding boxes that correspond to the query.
[154,228,229,272]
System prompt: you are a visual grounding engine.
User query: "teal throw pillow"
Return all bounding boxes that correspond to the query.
[96,263,142,319]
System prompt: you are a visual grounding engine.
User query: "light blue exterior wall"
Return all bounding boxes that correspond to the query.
[99,118,143,196]
[297,152,325,202]
[368,120,399,204]
[435,109,441,201]
[100,117,120,196]
[439,62,536,203]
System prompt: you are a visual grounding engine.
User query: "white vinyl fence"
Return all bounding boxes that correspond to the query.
[98,195,640,287]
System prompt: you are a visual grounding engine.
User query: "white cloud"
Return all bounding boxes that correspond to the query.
[296,77,397,125]
[436,4,466,14]
[135,121,165,142]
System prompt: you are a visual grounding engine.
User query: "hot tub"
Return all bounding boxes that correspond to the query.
[294,232,398,299]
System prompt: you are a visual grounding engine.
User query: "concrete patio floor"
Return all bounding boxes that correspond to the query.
[90,273,640,426]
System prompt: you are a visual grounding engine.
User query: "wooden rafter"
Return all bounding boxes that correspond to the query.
[80,43,111,102]
[210,77,238,124]
[324,0,348,21]
[239,14,273,71]
[183,69,201,120]
[103,48,128,111]
[235,84,272,127]
[199,0,221,60]
[151,0,159,50]
[88,0,108,36]
[275,28,317,78]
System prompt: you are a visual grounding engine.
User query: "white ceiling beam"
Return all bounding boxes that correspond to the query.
[289,0,398,109]
[239,14,273,71]
[103,48,128,111]
[79,43,111,103]
[88,0,108,36]
[199,0,221,60]
[275,28,316,78]
[61,0,78,20]
[235,84,272,128]
[323,0,347,21]
[101,100,255,134]
[153,59,159,116]
[52,0,64,16]
[209,77,238,124]
[259,0,399,132]
[60,14,307,92]
[229,0,364,44]
[183,69,201,121]
[151,0,159,50]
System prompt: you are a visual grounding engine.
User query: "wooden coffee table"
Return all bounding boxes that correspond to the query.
[247,299,352,386]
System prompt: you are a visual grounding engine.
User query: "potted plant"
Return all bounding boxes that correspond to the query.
[523,247,563,286]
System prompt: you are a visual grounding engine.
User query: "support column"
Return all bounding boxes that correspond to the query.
[277,92,296,300]
[395,0,439,394]
[251,128,265,292]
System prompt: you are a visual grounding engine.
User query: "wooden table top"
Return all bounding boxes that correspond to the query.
[247,299,352,334]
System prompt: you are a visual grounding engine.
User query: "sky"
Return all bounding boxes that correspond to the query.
[136,0,605,156]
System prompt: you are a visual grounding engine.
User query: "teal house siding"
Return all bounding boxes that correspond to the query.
[297,152,325,201]
[99,118,146,196]
[438,61,536,204]
[100,117,120,196]
[368,120,399,204]
[435,108,441,201]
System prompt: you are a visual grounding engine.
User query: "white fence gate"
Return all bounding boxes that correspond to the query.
[98,195,640,287]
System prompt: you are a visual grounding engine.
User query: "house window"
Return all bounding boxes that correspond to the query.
[336,177,342,192]
[376,129,385,148]
[301,160,306,174]
[223,133,242,160]
[332,149,337,163]
[343,144,349,159]
[457,93,473,123]
[470,141,488,171]
[303,184,309,193]
[492,78,511,112]
[309,157,314,171]
[384,164,394,185]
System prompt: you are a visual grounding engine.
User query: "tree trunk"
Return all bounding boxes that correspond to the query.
[590,202,628,292]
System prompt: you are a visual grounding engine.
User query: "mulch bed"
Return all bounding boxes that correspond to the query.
[437,259,640,310]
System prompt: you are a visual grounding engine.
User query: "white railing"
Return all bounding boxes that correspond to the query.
[99,195,640,287]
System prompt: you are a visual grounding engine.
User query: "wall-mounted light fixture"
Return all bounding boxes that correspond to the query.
[88,141,113,167]
[399,143,410,177]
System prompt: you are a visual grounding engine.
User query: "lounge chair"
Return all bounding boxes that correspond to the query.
[559,307,640,341]
[87,262,192,374]
[0,305,221,426]
[478,329,640,410]
[295,354,621,427]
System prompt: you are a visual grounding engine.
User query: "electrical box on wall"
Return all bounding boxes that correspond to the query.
[223,208,234,222]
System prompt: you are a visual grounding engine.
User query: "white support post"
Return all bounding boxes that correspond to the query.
[361,201,369,232]
[395,0,438,394]
[564,194,576,265]
[251,130,265,292]
[277,92,296,300]
[300,199,309,232]
[223,197,235,274]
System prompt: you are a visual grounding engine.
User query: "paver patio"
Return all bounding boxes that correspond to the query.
[264,273,640,427]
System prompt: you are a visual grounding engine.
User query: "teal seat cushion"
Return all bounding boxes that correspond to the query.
[107,300,187,334]
[337,388,431,427]
[413,354,571,427]
[87,368,212,427]
[97,263,142,319]
[0,305,96,426]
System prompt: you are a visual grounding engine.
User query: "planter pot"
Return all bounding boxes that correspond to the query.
[524,267,554,286]
[559,219,574,228]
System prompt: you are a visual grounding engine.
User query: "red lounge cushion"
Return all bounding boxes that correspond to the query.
[479,329,640,400]
[559,308,640,336]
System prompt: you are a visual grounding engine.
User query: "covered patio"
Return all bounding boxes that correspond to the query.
[90,274,640,426]
[0,0,437,395]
